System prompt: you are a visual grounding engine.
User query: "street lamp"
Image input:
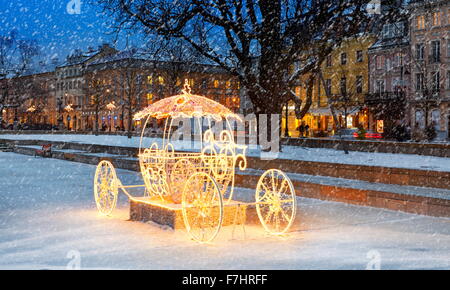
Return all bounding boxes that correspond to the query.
[64,104,74,112]
[27,105,36,113]
[64,104,74,131]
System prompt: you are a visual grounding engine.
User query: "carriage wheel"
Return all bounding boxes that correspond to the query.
[255,169,297,235]
[182,172,223,243]
[94,160,119,216]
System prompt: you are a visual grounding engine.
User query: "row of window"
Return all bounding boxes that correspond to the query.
[146,75,236,89]
[416,10,450,29]
[57,67,81,79]
[415,40,450,62]
[57,80,82,91]
[415,70,450,92]
[374,53,407,70]
[321,76,364,96]
[373,71,449,94]
[57,75,237,92]
[326,50,364,67]
[415,109,441,131]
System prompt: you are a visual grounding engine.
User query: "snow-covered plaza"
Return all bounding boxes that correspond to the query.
[0,152,449,270]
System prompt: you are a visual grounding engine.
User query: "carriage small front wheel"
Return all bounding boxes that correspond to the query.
[182,172,223,243]
[94,160,119,216]
[255,169,297,235]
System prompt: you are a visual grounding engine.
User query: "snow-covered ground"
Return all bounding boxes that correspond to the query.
[1,133,450,172]
[0,152,449,269]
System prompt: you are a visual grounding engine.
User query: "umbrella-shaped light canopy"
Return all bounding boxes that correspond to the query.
[134,80,241,121]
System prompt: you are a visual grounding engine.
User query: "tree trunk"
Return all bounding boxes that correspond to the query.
[94,106,99,136]
[127,105,132,139]
[318,71,348,154]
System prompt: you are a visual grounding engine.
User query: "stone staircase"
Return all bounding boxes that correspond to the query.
[4,138,450,218]
[0,142,13,152]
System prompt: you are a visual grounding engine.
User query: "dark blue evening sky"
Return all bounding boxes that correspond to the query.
[0,0,136,64]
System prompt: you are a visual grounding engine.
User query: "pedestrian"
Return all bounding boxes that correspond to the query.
[298,122,305,137]
[305,124,310,137]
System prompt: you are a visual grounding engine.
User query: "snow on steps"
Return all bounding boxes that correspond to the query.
[11,144,450,218]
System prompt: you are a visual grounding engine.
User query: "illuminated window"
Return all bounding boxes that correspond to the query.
[346,115,353,128]
[146,93,153,104]
[147,75,153,85]
[432,12,441,26]
[158,76,164,85]
[188,78,194,87]
[417,15,425,29]
[176,77,182,86]
[214,80,219,88]
[376,120,384,133]
[226,80,231,88]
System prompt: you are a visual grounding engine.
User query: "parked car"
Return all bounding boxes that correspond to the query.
[333,128,382,140]
[333,128,358,140]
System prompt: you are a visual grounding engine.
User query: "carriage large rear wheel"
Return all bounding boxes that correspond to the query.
[94,160,119,216]
[255,169,296,235]
[182,172,223,243]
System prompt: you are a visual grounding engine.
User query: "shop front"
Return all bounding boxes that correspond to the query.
[282,105,368,138]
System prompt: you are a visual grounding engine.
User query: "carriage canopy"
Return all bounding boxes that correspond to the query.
[134,80,241,121]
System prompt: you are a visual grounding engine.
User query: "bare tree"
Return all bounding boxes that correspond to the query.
[84,76,112,135]
[409,47,446,140]
[144,36,206,95]
[95,0,402,141]
[0,30,40,126]
[114,52,146,138]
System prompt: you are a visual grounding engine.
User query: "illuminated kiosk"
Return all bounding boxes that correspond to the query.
[94,81,297,243]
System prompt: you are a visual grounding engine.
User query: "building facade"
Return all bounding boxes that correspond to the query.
[366,19,411,139]
[81,49,240,132]
[409,0,450,140]
[55,44,117,130]
[283,35,375,137]
[1,71,56,128]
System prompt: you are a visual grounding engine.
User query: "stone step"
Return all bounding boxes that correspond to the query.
[10,145,450,218]
[5,138,448,190]
[235,169,450,218]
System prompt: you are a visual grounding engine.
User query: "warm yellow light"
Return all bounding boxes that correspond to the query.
[94,79,297,243]
[106,102,116,111]
[64,104,74,112]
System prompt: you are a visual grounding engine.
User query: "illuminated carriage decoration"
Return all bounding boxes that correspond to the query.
[94,81,297,243]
